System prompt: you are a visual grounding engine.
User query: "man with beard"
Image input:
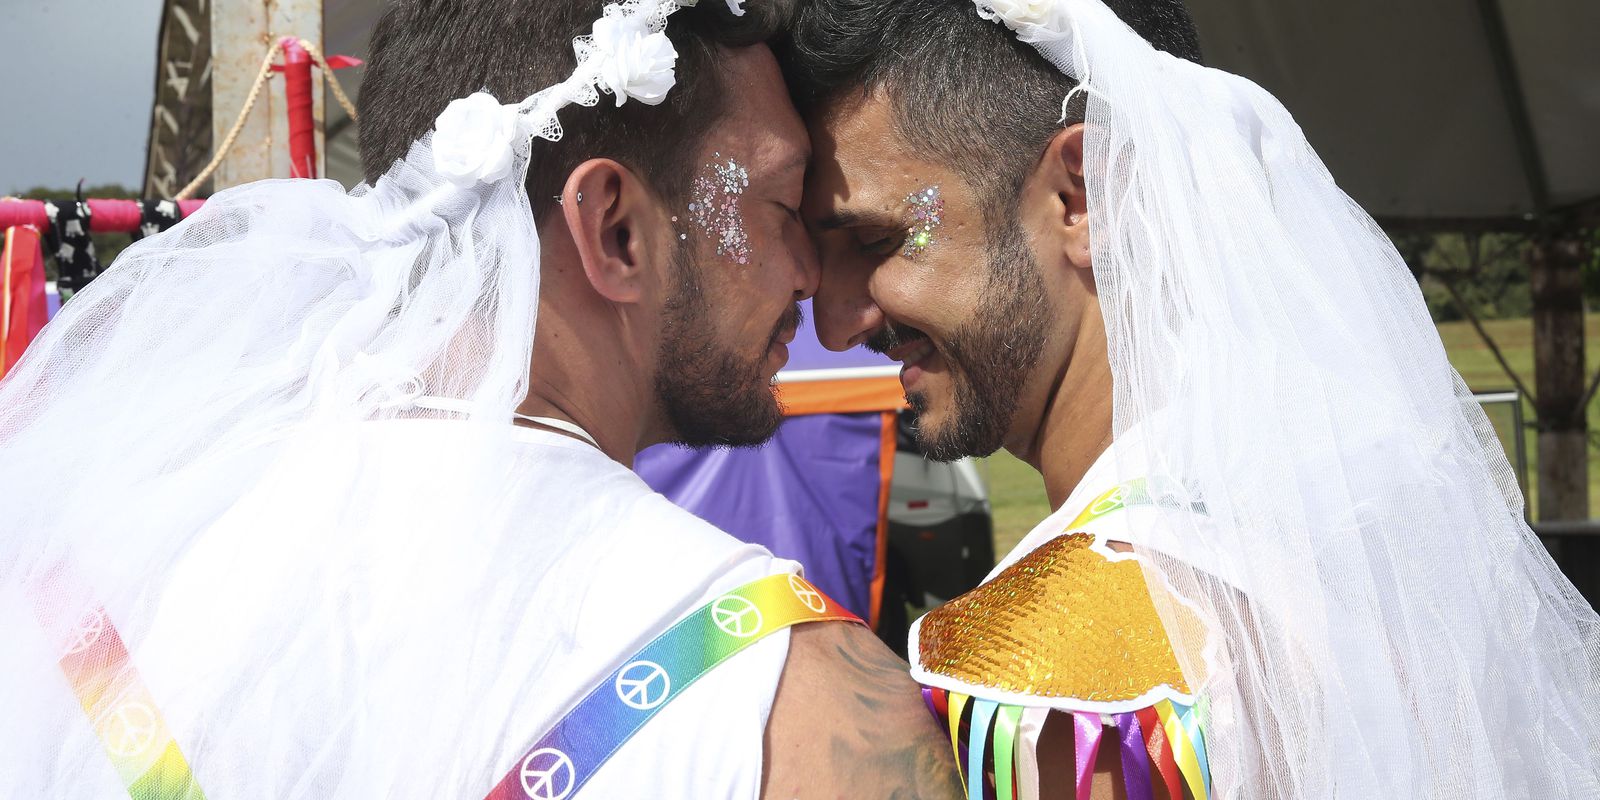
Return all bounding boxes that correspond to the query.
[0,1,963,798]
[783,0,1600,798]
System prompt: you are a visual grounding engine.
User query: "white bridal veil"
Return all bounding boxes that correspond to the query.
[977,0,1600,796]
[0,1,727,796]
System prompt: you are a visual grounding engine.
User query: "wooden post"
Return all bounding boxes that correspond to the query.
[210,0,324,192]
[1530,228,1590,521]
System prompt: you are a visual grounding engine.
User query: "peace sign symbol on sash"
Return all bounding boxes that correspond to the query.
[788,575,827,614]
[519,748,575,800]
[1090,485,1127,517]
[104,701,159,758]
[711,595,763,638]
[614,660,671,711]
[64,608,106,657]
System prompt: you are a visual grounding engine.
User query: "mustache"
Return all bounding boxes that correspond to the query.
[769,303,804,347]
[864,321,929,355]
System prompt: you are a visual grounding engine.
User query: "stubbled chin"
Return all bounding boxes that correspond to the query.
[905,367,954,417]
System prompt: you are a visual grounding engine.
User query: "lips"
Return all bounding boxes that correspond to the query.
[771,304,803,346]
[765,307,801,375]
[886,338,936,370]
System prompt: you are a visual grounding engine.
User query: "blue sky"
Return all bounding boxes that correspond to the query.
[1,1,163,194]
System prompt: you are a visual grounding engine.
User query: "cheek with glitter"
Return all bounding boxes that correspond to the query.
[687,152,752,266]
[903,185,944,258]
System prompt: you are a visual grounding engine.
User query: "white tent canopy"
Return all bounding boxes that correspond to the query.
[317,1,1600,224]
[178,1,1600,226]
[1185,0,1600,225]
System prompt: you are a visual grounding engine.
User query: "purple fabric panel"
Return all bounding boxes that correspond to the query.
[635,412,884,619]
[782,299,897,372]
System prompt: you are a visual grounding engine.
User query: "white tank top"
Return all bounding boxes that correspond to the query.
[1,422,796,798]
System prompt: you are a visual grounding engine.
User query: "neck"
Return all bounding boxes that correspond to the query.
[517,289,662,469]
[517,382,639,466]
[1010,318,1114,510]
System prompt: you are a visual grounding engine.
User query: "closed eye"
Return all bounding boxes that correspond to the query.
[859,232,905,257]
[775,202,803,224]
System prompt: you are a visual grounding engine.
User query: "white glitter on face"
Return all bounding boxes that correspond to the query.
[687,152,752,265]
[902,185,944,259]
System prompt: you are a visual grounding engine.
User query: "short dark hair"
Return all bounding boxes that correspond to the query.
[779,0,1201,216]
[359,0,795,220]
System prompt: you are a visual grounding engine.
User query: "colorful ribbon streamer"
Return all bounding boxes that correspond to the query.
[1074,711,1105,800]
[921,688,1214,799]
[1136,705,1183,799]
[992,705,1021,800]
[968,700,1000,800]
[1159,699,1209,799]
[947,691,971,787]
[1115,712,1155,800]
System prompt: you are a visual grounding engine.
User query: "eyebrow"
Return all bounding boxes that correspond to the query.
[814,207,906,231]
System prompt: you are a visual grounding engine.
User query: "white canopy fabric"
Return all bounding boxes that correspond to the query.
[152,0,1599,224]
[318,1,1600,222]
[1184,0,1600,225]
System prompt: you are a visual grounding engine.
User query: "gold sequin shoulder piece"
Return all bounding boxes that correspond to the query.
[918,532,1191,706]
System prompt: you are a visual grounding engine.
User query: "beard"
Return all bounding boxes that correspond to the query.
[869,215,1049,461]
[654,242,797,448]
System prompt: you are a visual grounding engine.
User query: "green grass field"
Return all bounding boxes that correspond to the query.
[981,314,1600,561]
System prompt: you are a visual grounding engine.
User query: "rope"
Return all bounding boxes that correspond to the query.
[298,38,360,122]
[175,38,361,201]
[175,44,280,200]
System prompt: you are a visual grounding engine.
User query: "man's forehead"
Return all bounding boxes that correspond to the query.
[803,93,948,222]
[707,45,811,178]
[692,135,808,186]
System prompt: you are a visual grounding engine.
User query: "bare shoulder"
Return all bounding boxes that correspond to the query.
[762,621,964,800]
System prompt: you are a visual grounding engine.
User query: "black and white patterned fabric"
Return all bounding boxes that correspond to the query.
[132,199,184,242]
[43,200,97,299]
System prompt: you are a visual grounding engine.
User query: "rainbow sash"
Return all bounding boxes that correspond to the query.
[484,572,861,800]
[37,569,853,800]
[31,567,207,800]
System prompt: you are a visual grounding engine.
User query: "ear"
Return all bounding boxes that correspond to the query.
[560,158,661,305]
[1033,123,1092,270]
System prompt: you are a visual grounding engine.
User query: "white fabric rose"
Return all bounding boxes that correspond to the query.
[672,0,745,15]
[974,0,1068,37]
[590,15,679,107]
[431,92,520,188]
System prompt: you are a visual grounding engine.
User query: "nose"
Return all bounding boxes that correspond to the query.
[789,222,821,303]
[812,257,883,353]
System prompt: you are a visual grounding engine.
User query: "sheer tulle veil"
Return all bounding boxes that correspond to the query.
[975,0,1600,796]
[0,1,730,795]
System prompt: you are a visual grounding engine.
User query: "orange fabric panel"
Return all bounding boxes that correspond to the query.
[868,410,897,631]
[2,226,48,379]
[776,376,908,417]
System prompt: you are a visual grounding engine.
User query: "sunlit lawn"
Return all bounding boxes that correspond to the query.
[982,314,1600,561]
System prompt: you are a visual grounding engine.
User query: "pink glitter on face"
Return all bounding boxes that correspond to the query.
[687,152,752,265]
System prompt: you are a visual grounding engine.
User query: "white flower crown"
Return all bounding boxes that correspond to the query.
[432,0,747,187]
[974,0,1070,41]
